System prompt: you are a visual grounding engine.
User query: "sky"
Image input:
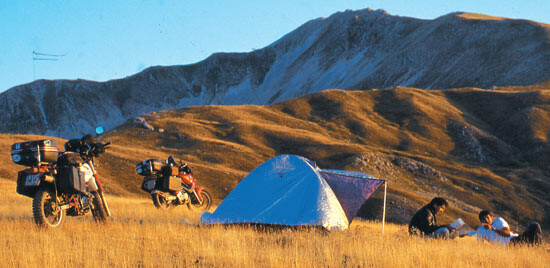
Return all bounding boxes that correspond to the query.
[0,0,548,93]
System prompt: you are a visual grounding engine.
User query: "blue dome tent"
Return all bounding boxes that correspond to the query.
[200,155,387,231]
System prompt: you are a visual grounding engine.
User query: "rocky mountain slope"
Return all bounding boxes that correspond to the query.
[1,9,549,138]
[2,83,548,229]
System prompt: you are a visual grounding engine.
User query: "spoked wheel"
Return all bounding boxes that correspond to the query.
[32,188,65,228]
[152,192,173,210]
[91,192,109,224]
[188,190,212,211]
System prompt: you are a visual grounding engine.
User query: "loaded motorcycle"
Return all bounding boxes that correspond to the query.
[10,127,111,228]
[137,156,211,211]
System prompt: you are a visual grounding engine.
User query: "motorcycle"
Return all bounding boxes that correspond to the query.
[10,127,112,228]
[137,156,211,211]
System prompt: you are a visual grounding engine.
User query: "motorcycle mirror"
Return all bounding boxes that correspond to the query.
[95,126,104,135]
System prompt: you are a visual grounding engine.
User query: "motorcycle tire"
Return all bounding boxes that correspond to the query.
[188,190,212,211]
[32,188,65,228]
[91,192,109,224]
[152,193,173,210]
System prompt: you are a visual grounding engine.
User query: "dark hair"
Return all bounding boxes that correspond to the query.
[479,210,492,221]
[429,197,448,207]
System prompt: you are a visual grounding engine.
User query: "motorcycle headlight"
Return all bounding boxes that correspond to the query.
[12,154,21,162]
[137,168,143,174]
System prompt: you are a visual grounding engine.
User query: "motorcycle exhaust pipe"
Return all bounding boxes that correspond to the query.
[164,195,177,201]
[150,190,177,201]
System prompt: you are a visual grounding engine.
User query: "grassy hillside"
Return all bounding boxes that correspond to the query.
[1,84,549,232]
[0,179,547,267]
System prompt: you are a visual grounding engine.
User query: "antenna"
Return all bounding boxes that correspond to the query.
[32,51,67,81]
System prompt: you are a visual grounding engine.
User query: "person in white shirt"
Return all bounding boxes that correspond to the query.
[477,210,543,246]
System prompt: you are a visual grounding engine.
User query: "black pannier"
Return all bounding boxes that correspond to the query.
[141,176,157,192]
[136,159,163,176]
[16,170,42,198]
[11,140,58,166]
[56,152,86,193]
[57,165,87,193]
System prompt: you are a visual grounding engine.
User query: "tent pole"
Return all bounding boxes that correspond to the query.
[382,181,387,234]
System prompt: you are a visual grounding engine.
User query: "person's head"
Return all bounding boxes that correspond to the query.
[429,197,448,215]
[479,210,493,225]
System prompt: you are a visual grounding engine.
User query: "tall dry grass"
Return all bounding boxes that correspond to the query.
[0,179,547,268]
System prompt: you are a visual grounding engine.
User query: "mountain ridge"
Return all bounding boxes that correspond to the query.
[1,8,549,138]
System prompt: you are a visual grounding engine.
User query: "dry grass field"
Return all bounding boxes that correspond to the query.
[0,179,548,268]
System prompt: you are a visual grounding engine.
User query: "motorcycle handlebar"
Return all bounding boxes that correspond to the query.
[86,142,111,158]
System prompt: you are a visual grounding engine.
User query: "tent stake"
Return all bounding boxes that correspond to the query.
[382,181,387,234]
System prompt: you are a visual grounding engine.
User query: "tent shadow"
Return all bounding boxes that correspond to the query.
[199,223,330,235]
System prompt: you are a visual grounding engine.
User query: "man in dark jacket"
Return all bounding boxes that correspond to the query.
[409,197,454,238]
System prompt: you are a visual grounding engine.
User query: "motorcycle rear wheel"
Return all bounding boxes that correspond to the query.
[32,188,65,228]
[152,192,173,210]
[91,192,109,223]
[188,190,212,211]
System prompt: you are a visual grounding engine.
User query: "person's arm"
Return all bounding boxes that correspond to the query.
[486,225,511,237]
[417,210,440,234]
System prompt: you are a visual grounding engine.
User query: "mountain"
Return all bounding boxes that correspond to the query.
[2,84,549,229]
[1,9,549,138]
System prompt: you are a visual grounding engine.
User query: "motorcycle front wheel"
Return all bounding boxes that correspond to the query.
[152,192,173,210]
[188,190,212,211]
[91,192,109,223]
[32,188,65,228]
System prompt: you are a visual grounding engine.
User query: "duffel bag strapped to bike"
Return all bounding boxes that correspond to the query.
[57,152,85,167]
[11,139,58,166]
[136,159,163,176]
[64,139,83,153]
[161,165,179,177]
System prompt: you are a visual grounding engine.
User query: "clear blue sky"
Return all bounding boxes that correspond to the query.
[1,0,548,93]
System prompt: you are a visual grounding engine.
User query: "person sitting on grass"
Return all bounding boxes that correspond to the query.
[408,197,455,239]
[477,210,543,246]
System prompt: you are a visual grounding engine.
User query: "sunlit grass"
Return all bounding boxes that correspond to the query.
[0,179,547,267]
